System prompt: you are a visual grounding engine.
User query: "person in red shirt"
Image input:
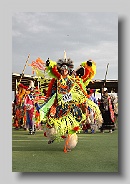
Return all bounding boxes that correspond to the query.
[24,81,35,135]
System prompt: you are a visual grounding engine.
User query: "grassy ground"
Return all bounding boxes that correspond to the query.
[12,128,118,172]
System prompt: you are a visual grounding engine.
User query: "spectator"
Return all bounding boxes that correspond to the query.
[24,81,36,135]
[87,89,98,133]
[99,88,115,133]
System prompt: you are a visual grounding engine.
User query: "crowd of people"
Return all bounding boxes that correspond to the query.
[82,88,118,134]
[12,56,118,152]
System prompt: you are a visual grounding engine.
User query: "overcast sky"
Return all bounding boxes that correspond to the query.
[12,12,118,80]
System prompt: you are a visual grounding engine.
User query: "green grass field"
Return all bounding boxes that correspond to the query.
[12,128,118,172]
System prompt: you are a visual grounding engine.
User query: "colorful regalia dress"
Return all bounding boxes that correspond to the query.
[37,58,103,151]
[13,83,28,129]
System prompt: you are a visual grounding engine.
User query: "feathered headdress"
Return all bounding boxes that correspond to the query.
[57,58,74,74]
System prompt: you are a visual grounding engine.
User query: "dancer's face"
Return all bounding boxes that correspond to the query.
[62,69,69,76]
[61,65,69,76]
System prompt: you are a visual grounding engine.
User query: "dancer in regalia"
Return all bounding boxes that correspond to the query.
[37,55,102,152]
[13,83,28,129]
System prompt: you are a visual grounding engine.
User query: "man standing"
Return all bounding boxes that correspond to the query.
[99,88,115,133]
[24,81,35,135]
